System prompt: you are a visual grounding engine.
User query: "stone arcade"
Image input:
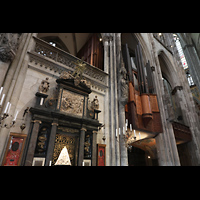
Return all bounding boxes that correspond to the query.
[0,33,200,166]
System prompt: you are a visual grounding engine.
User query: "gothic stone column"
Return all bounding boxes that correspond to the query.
[119,102,128,166]
[78,127,86,166]
[92,130,98,166]
[45,121,58,166]
[25,120,42,166]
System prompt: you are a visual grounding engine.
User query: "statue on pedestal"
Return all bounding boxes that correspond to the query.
[38,77,50,94]
[91,96,99,110]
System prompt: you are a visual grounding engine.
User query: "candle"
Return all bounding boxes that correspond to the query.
[139,132,141,140]
[0,94,5,105]
[0,87,3,97]
[123,127,125,135]
[4,102,9,113]
[134,129,136,137]
[49,161,52,166]
[40,98,44,105]
[7,103,11,114]
[126,119,128,125]
[116,128,118,137]
[82,161,84,166]
[119,127,121,135]
[130,124,132,132]
[13,110,18,121]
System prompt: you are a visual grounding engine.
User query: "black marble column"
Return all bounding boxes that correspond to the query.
[45,120,58,166]
[78,127,86,166]
[25,120,42,166]
[92,131,97,166]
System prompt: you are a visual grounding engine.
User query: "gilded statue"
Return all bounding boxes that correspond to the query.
[72,57,86,80]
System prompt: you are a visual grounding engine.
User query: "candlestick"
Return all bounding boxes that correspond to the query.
[0,94,5,105]
[4,102,9,114]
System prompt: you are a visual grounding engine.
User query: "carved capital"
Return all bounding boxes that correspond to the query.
[32,120,42,124]
[151,66,155,71]
[0,47,14,62]
[80,127,87,132]
[0,33,22,63]
[92,130,98,134]
[51,122,59,126]
[102,33,113,43]
[171,86,183,95]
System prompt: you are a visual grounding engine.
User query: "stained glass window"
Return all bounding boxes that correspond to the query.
[173,34,189,70]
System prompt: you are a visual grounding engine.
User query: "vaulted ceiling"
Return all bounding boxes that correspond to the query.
[37,33,93,56]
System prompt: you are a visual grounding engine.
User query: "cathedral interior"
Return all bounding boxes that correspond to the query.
[0,33,200,166]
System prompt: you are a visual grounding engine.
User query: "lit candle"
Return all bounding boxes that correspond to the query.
[130,124,132,132]
[0,87,3,97]
[13,110,18,121]
[4,102,9,113]
[7,103,11,114]
[0,94,5,105]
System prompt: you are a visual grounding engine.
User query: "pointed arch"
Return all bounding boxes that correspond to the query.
[134,33,152,64]
[158,50,178,88]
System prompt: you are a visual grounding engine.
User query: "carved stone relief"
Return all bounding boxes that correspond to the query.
[60,90,84,117]
[38,77,50,93]
[0,33,22,62]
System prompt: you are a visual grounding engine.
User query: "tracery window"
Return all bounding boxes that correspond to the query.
[173,34,195,86]
[173,34,188,70]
